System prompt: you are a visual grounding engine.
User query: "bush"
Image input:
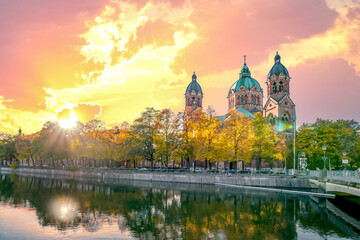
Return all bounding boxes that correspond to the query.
[10,162,19,170]
[65,166,79,172]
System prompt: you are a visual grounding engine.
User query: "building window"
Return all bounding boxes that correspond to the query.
[251,97,257,104]
[282,113,289,122]
[192,97,195,105]
[268,114,275,125]
[272,82,277,93]
[241,97,245,104]
[279,81,284,92]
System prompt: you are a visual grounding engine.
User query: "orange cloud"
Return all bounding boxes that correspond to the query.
[0,0,359,134]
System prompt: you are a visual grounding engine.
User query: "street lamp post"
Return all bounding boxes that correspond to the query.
[322,145,327,170]
[298,152,306,170]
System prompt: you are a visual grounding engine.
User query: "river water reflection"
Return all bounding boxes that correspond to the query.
[0,173,359,239]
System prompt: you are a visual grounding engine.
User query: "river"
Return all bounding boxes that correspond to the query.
[0,173,359,239]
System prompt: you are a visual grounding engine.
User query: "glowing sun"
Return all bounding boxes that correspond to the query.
[59,111,78,129]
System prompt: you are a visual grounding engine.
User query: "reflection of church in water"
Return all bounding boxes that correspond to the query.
[184,52,296,168]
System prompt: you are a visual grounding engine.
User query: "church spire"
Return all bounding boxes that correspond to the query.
[274,51,281,63]
[239,54,251,78]
[192,72,197,81]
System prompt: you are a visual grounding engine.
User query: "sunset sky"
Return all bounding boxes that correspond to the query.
[1,0,360,134]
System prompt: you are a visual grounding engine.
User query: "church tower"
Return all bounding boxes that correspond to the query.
[228,55,263,115]
[185,72,203,110]
[263,52,296,135]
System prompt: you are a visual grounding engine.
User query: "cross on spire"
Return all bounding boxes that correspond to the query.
[244,55,246,65]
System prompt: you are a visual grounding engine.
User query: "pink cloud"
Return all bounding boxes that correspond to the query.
[173,0,338,75]
[0,0,108,111]
[291,58,360,125]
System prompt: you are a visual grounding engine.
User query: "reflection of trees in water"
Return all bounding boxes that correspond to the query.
[81,210,104,232]
[0,174,358,239]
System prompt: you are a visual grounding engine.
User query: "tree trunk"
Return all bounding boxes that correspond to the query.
[52,156,56,168]
[256,159,261,170]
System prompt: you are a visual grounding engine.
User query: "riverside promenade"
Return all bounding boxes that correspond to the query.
[0,167,311,189]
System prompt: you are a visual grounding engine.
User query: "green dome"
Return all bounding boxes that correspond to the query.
[268,51,289,77]
[185,72,203,94]
[228,59,262,95]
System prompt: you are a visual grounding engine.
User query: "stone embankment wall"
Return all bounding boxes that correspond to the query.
[0,167,311,189]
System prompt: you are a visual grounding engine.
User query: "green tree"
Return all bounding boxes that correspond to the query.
[296,119,360,169]
[0,133,17,165]
[251,114,278,169]
[38,121,68,167]
[154,109,180,168]
[129,107,159,169]
[173,109,195,168]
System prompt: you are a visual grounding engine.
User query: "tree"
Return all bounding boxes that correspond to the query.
[251,114,279,169]
[37,121,68,167]
[84,119,106,132]
[0,133,17,165]
[129,107,159,169]
[154,109,180,168]
[173,108,200,169]
[296,119,360,169]
[15,135,37,166]
[222,110,254,170]
[191,107,221,170]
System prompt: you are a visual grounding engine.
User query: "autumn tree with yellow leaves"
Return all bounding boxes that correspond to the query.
[221,110,254,170]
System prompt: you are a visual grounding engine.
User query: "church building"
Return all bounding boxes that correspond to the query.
[184,52,295,131]
[183,51,295,169]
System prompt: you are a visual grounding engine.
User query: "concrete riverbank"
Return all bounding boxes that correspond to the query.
[0,167,312,189]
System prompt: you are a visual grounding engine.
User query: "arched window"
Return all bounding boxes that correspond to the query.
[272,82,277,93]
[268,114,275,125]
[241,97,245,104]
[282,113,289,122]
[192,97,195,105]
[251,96,257,104]
[279,81,284,92]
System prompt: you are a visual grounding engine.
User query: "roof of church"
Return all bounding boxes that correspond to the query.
[249,107,262,114]
[237,107,255,118]
[268,51,289,77]
[228,56,262,95]
[217,107,255,123]
[185,72,203,94]
[217,115,228,123]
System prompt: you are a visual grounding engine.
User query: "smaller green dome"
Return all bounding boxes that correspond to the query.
[268,51,289,77]
[185,72,203,94]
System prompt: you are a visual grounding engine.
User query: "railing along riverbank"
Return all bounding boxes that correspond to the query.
[309,170,360,185]
[0,166,312,189]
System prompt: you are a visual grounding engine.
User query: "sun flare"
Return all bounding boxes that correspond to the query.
[59,111,78,129]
